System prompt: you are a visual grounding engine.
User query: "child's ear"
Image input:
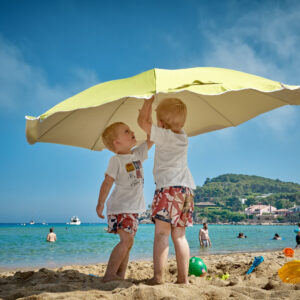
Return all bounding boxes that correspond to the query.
[157,120,164,128]
[113,139,119,147]
[161,120,166,129]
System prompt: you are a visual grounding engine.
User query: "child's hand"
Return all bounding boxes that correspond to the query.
[96,203,105,219]
[148,95,155,102]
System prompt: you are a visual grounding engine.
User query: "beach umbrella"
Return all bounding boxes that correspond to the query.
[25,67,300,151]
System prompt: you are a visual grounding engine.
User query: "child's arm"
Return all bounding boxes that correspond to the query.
[146,134,153,149]
[96,174,115,219]
[138,96,154,136]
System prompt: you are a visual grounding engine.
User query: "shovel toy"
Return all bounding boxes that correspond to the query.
[246,256,264,275]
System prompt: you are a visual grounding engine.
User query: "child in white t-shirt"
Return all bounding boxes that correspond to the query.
[138,96,195,284]
[96,121,152,282]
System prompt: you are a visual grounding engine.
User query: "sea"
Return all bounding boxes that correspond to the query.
[0,223,298,270]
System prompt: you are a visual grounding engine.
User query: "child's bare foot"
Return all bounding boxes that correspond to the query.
[101,274,122,283]
[116,273,125,280]
[145,277,164,285]
[175,279,189,284]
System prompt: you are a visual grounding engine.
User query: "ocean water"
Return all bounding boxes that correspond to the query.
[0,223,297,269]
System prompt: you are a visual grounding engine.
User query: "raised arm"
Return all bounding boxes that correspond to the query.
[146,134,154,149]
[96,174,115,219]
[138,96,154,135]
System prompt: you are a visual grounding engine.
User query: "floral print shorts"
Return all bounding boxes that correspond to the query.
[151,186,194,227]
[107,213,139,236]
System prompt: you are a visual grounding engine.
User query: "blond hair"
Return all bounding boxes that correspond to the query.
[156,98,187,131]
[102,122,125,152]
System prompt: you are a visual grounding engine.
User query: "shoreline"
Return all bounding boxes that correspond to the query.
[0,247,289,273]
[0,222,298,225]
[1,249,299,300]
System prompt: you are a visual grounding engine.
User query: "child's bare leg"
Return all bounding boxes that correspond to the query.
[103,229,134,282]
[153,219,171,283]
[116,247,131,279]
[171,226,190,284]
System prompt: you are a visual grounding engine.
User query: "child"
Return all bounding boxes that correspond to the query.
[138,96,195,284]
[96,121,152,282]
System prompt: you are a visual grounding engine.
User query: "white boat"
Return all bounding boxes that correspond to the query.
[68,216,81,225]
[29,220,35,225]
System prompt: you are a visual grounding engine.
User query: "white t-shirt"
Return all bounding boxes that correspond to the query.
[105,142,148,215]
[150,124,195,190]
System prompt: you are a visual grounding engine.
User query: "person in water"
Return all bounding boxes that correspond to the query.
[199,223,212,248]
[47,227,57,242]
[237,232,247,238]
[273,233,282,240]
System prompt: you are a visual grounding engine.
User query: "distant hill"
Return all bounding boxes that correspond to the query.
[194,174,300,210]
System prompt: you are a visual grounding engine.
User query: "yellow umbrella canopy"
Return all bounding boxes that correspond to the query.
[25,67,300,151]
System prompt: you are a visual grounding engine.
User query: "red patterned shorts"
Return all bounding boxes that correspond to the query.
[151,186,194,227]
[107,213,139,236]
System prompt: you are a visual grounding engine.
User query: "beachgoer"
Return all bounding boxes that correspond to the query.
[296,231,300,249]
[138,96,195,284]
[199,223,212,248]
[96,122,152,283]
[237,232,247,238]
[273,233,282,240]
[46,227,57,242]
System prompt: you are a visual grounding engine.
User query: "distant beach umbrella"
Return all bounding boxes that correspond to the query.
[25,67,300,151]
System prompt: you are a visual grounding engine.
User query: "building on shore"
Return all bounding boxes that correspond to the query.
[245,204,277,215]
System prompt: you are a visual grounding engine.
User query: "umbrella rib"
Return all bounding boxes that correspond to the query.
[91,97,128,150]
[194,93,236,127]
[37,111,75,141]
[251,88,292,105]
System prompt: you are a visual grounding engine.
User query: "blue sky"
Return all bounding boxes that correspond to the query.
[0,0,300,223]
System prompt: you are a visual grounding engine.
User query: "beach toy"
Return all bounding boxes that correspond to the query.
[88,274,99,277]
[189,256,207,277]
[246,256,264,275]
[278,260,300,284]
[294,228,300,233]
[283,248,294,258]
[217,273,230,280]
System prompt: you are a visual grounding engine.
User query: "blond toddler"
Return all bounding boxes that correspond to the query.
[96,122,152,282]
[138,97,195,284]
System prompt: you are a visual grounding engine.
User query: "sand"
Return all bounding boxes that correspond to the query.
[0,249,299,300]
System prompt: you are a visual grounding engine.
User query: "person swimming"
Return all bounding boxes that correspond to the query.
[237,232,247,238]
[273,233,282,240]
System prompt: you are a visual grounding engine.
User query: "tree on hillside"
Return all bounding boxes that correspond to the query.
[225,196,243,211]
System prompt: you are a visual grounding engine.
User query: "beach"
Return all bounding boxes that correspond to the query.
[1,249,299,300]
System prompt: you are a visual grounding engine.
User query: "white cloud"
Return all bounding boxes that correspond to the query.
[0,36,99,114]
[195,2,300,137]
[199,2,300,83]
[202,39,283,80]
[254,106,300,138]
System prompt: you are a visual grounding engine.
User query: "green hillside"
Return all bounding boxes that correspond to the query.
[194,174,300,210]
